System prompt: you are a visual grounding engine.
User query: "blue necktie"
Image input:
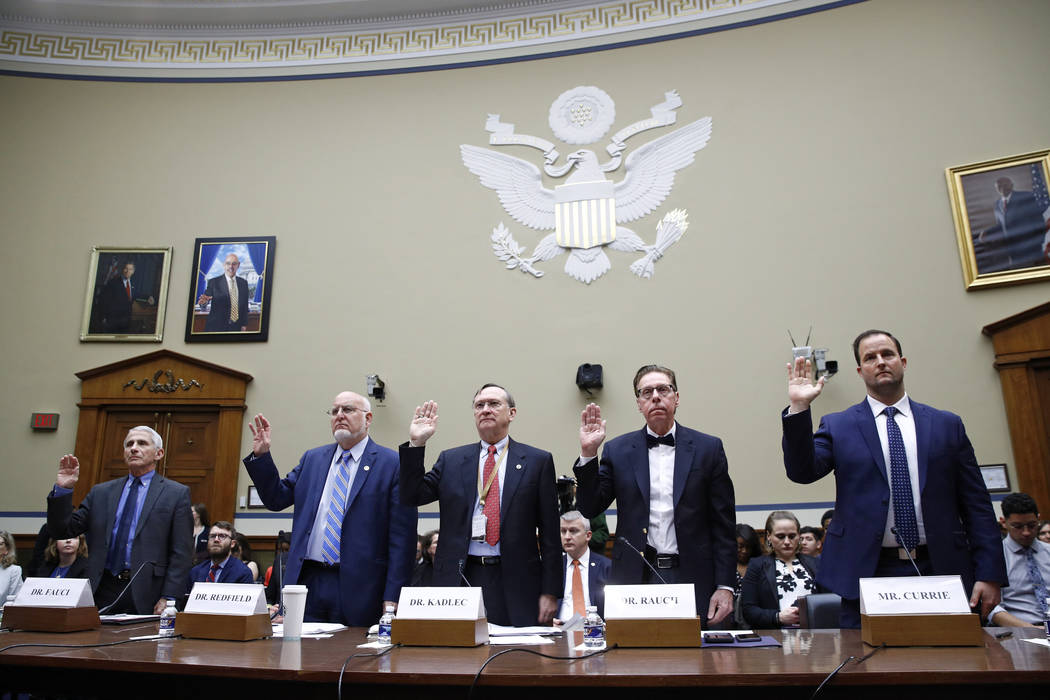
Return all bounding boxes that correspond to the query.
[884,407,918,551]
[1023,547,1048,616]
[106,477,142,575]
[321,451,353,565]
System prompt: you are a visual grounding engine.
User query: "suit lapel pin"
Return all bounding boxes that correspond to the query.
[515,464,522,470]
[363,465,370,471]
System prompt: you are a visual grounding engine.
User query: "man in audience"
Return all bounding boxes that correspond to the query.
[782,329,1007,627]
[989,492,1050,628]
[821,509,834,532]
[187,521,254,590]
[575,364,737,626]
[244,391,417,626]
[799,526,824,557]
[555,510,611,622]
[401,384,561,626]
[47,426,192,614]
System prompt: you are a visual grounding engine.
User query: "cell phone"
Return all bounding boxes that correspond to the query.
[702,632,734,644]
[736,633,761,642]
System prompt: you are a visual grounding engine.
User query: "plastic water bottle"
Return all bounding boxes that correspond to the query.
[158,598,177,638]
[583,605,605,648]
[377,604,395,646]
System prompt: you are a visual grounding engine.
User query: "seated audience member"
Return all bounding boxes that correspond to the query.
[37,536,90,579]
[0,531,24,600]
[27,523,50,579]
[555,511,611,622]
[820,509,834,532]
[415,536,425,565]
[232,532,259,581]
[410,530,438,587]
[188,521,254,591]
[799,526,824,557]
[989,493,1050,628]
[741,511,820,628]
[264,530,292,605]
[191,503,211,566]
[734,523,763,628]
[1038,520,1050,545]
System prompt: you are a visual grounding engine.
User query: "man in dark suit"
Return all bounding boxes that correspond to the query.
[979,177,1049,270]
[186,521,254,591]
[48,426,193,614]
[400,385,561,626]
[197,253,250,332]
[554,510,611,621]
[97,261,137,333]
[574,365,737,626]
[782,329,1007,627]
[244,391,417,626]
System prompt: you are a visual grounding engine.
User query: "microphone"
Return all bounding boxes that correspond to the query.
[276,530,287,616]
[457,559,472,587]
[617,536,668,585]
[98,560,156,614]
[890,527,923,577]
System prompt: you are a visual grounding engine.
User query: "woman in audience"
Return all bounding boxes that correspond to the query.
[36,536,89,579]
[411,530,438,587]
[741,510,820,628]
[0,531,24,600]
[191,503,210,565]
[733,523,763,628]
[1037,520,1050,544]
[232,532,259,581]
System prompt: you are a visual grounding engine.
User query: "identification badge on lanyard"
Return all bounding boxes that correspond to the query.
[471,513,488,541]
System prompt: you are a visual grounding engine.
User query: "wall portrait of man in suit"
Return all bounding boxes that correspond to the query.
[81,247,172,342]
[185,236,275,343]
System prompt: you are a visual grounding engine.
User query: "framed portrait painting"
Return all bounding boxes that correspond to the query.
[185,236,275,343]
[80,246,173,342]
[946,149,1050,290]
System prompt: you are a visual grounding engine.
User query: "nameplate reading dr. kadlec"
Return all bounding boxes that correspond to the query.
[603,584,696,619]
[185,582,267,615]
[859,575,971,616]
[396,587,485,620]
[11,577,94,608]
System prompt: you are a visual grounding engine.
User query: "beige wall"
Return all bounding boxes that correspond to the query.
[2,0,1048,534]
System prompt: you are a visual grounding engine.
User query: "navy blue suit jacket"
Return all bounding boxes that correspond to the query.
[782,400,1007,600]
[244,438,417,626]
[573,424,738,620]
[187,556,254,590]
[992,190,1047,267]
[399,439,562,626]
[740,553,820,628]
[559,551,611,618]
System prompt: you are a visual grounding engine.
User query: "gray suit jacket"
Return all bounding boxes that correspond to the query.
[48,472,193,614]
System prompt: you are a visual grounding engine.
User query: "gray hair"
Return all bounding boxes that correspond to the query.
[560,510,589,527]
[127,426,163,450]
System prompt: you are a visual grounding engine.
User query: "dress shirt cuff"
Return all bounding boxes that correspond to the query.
[50,485,73,498]
[988,603,1007,623]
[716,585,734,593]
[577,455,597,466]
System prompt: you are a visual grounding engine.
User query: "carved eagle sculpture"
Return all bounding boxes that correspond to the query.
[461,116,712,283]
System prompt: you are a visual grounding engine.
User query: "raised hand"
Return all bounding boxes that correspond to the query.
[56,454,80,489]
[248,414,272,456]
[787,356,825,413]
[409,401,439,447]
[579,403,606,459]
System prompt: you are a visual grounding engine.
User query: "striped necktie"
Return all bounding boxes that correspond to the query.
[321,451,353,565]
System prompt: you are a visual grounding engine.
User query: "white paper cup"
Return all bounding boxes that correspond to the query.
[282,584,308,641]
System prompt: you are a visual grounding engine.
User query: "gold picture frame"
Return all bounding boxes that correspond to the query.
[80,246,173,342]
[946,149,1050,290]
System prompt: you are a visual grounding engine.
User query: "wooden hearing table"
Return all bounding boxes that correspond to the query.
[0,622,1047,699]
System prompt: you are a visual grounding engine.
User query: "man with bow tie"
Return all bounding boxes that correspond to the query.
[574,365,738,626]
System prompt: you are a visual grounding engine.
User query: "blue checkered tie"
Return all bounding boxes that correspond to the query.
[884,407,918,551]
[106,476,142,575]
[1023,547,1048,616]
[321,451,353,565]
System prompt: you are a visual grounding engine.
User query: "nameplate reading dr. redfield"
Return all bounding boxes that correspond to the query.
[603,584,696,619]
[185,582,267,615]
[12,577,93,608]
[859,575,970,616]
[396,587,485,620]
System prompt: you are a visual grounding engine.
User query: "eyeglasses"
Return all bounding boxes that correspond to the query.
[1006,521,1040,531]
[636,384,675,400]
[327,405,368,417]
[209,533,232,541]
[473,400,505,412]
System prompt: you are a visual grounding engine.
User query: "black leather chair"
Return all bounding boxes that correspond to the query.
[797,593,842,628]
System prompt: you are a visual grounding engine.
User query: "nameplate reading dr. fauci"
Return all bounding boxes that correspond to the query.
[396,587,485,620]
[859,575,970,615]
[185,583,267,615]
[603,584,696,619]
[12,577,94,608]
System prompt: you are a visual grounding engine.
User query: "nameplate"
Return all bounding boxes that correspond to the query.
[12,577,93,608]
[859,575,970,615]
[603,584,696,619]
[396,587,485,620]
[185,583,267,615]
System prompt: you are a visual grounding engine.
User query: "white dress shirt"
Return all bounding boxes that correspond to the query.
[467,436,508,557]
[646,424,678,554]
[866,394,926,547]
